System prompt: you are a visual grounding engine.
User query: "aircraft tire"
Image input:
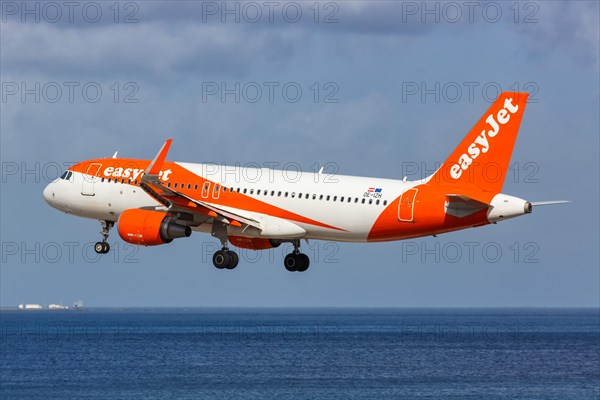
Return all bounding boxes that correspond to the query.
[213,250,232,269]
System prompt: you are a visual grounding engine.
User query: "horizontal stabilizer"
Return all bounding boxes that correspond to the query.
[445,194,491,218]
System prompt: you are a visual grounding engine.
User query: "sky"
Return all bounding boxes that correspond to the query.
[0,1,598,307]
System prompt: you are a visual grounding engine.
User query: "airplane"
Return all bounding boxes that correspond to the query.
[43,92,568,272]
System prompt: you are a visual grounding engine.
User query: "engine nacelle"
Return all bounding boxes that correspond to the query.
[118,209,191,246]
[228,236,280,250]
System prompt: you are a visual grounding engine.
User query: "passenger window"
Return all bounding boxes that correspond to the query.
[362,198,366,204]
[354,198,358,203]
[305,194,309,199]
[326,195,330,201]
[167,182,171,188]
[202,182,210,198]
[319,195,323,200]
[383,200,388,206]
[101,178,105,182]
[187,184,191,189]
[369,199,373,205]
[284,192,288,197]
[250,189,254,195]
[257,190,261,195]
[340,196,344,202]
[376,200,380,205]
[174,183,178,188]
[312,194,316,200]
[278,191,281,197]
[243,188,247,194]
[333,196,337,202]
[271,190,275,196]
[194,184,198,190]
[108,178,112,183]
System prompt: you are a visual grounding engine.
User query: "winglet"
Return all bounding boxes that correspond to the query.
[146,139,172,176]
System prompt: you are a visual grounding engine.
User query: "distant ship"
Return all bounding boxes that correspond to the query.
[16,300,85,311]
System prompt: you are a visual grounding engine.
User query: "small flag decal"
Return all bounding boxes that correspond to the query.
[368,188,382,193]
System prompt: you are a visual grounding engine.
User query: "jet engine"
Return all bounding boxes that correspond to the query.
[118,209,191,246]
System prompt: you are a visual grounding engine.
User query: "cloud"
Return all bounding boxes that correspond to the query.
[1,21,301,79]
[513,1,599,66]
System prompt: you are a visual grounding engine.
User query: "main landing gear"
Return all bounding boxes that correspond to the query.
[94,220,114,254]
[211,222,239,270]
[284,240,310,272]
[212,249,239,270]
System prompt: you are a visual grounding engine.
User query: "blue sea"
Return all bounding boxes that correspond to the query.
[1,308,598,399]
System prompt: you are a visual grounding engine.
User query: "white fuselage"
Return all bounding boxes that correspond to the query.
[43,162,417,242]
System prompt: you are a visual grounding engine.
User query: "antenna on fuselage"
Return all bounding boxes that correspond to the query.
[112,151,118,159]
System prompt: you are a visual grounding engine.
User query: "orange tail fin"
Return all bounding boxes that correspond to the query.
[429,92,528,194]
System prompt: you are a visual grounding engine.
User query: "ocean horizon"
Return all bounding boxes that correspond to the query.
[1,307,598,399]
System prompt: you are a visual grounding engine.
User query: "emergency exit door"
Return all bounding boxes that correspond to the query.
[398,188,418,222]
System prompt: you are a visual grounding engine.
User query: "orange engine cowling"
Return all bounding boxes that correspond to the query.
[118,209,191,246]
[228,236,280,250]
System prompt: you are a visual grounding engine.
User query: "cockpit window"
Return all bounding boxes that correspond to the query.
[60,171,73,180]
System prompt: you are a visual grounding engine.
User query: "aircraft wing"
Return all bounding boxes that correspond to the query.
[139,139,261,230]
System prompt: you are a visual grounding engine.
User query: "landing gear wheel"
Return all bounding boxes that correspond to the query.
[297,254,310,272]
[95,220,114,254]
[94,242,110,254]
[225,250,239,270]
[284,253,300,272]
[213,250,231,269]
[284,239,311,272]
[284,253,310,272]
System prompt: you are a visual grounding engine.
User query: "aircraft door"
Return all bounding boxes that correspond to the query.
[81,163,102,196]
[398,188,418,222]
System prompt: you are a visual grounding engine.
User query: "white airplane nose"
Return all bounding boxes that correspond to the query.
[43,183,55,205]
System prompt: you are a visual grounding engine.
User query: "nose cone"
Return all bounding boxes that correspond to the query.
[43,182,64,211]
[43,183,54,205]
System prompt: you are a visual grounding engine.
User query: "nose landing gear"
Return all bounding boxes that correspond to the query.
[94,220,114,254]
